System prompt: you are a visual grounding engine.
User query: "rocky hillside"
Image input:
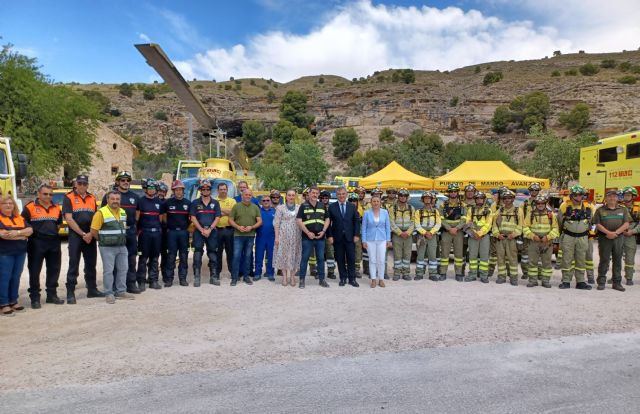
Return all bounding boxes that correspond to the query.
[76,50,640,172]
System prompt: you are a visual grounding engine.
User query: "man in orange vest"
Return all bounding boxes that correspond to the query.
[62,175,104,303]
[22,183,64,309]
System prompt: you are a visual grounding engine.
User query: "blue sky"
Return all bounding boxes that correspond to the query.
[2,0,639,83]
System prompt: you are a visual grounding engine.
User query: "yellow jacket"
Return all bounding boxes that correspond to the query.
[523,209,559,240]
[491,205,523,237]
[465,205,493,237]
[413,207,441,235]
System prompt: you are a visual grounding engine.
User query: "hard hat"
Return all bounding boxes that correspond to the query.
[622,186,638,196]
[157,182,168,193]
[421,191,433,200]
[386,187,397,195]
[356,186,366,194]
[198,178,212,190]
[371,187,383,196]
[142,178,157,190]
[398,188,410,197]
[447,183,460,192]
[500,189,515,199]
[319,190,331,198]
[569,184,586,195]
[528,183,542,192]
[534,194,548,203]
[115,171,132,182]
[348,192,359,202]
[171,179,185,190]
[464,184,476,192]
[474,191,486,199]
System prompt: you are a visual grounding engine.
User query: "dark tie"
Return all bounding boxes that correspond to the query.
[341,203,345,217]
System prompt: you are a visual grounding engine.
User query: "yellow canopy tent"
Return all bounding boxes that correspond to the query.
[359,161,434,190]
[434,161,549,190]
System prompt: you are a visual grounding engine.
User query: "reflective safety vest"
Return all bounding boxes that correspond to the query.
[492,206,522,236]
[559,201,592,235]
[300,202,327,235]
[98,206,127,246]
[466,205,493,236]
[390,204,414,234]
[440,200,466,228]
[414,207,441,235]
[523,209,559,240]
[0,214,26,230]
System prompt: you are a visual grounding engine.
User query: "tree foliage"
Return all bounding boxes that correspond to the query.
[0,44,101,177]
[521,126,597,188]
[492,105,512,133]
[378,127,395,144]
[493,91,550,133]
[279,90,314,128]
[579,63,600,76]
[332,127,360,159]
[133,138,184,180]
[261,142,285,166]
[255,163,296,191]
[558,103,590,133]
[483,71,503,85]
[347,148,394,176]
[118,82,133,97]
[441,142,515,172]
[391,129,443,176]
[284,140,329,188]
[272,120,297,146]
[241,120,268,157]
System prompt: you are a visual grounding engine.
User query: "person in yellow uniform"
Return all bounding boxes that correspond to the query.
[492,190,523,285]
[519,183,542,280]
[557,185,593,290]
[465,191,493,283]
[413,191,441,281]
[488,186,509,276]
[215,182,236,279]
[389,188,414,281]
[439,183,467,281]
[522,194,559,288]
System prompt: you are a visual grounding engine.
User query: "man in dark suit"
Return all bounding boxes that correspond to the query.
[327,187,361,287]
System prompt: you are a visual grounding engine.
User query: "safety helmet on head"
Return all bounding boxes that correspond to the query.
[464,184,476,192]
[198,178,212,190]
[302,187,310,195]
[142,178,157,190]
[157,182,168,193]
[447,183,460,192]
[500,189,515,199]
[569,184,586,196]
[528,183,542,192]
[421,191,434,201]
[371,187,383,196]
[270,189,281,197]
[356,186,366,194]
[115,170,132,182]
[474,191,486,199]
[319,190,331,198]
[348,192,359,202]
[171,179,185,190]
[386,187,397,195]
[534,194,548,204]
[398,188,410,197]
[622,186,638,196]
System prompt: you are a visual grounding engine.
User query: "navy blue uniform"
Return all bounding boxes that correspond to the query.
[190,197,221,281]
[165,197,191,283]
[136,196,165,285]
[103,189,139,288]
[62,191,98,291]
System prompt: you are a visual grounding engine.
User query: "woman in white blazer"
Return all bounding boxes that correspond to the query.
[361,194,392,287]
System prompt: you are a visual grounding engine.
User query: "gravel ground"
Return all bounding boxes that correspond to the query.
[1,241,639,392]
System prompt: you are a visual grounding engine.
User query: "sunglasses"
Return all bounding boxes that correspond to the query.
[262,200,271,203]
[271,196,280,199]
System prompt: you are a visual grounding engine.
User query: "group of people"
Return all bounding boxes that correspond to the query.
[1,171,639,316]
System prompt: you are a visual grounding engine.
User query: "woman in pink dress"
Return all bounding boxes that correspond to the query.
[273,189,302,286]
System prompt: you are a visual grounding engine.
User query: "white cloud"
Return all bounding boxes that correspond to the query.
[138,32,151,42]
[175,0,640,82]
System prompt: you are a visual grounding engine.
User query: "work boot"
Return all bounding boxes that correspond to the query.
[429,275,439,282]
[455,275,464,282]
[31,299,42,309]
[496,277,506,284]
[480,276,489,283]
[211,276,220,286]
[392,274,400,281]
[439,274,447,281]
[464,275,477,282]
[510,279,518,286]
[587,276,595,284]
[319,280,330,288]
[243,276,253,285]
[66,289,76,305]
[46,294,65,305]
[87,288,105,298]
[127,283,141,294]
[607,278,613,284]
[149,281,162,289]
[558,282,571,289]
[541,280,552,288]
[299,279,306,289]
[164,281,173,288]
[527,280,538,288]
[414,274,423,281]
[327,271,336,279]
[626,279,634,286]
[402,274,411,281]
[612,283,626,292]
[179,279,189,287]
[253,274,262,282]
[575,282,592,290]
[230,279,237,286]
[138,280,146,292]
[597,284,605,290]
[521,274,528,280]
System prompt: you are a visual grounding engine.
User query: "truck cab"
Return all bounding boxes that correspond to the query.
[0,137,27,210]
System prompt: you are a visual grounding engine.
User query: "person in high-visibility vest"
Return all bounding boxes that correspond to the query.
[522,194,559,288]
[439,183,466,281]
[492,190,523,285]
[465,191,493,283]
[389,188,414,281]
[414,191,441,281]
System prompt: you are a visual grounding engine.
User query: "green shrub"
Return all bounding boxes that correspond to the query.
[618,75,637,85]
[492,105,512,133]
[564,69,578,76]
[558,103,590,133]
[224,84,232,90]
[600,59,617,69]
[449,96,459,107]
[142,86,156,100]
[118,83,133,97]
[551,70,561,77]
[378,127,395,144]
[318,77,325,84]
[194,84,203,89]
[250,79,256,86]
[266,91,276,103]
[333,128,360,159]
[619,62,631,72]
[483,71,503,86]
[579,63,600,76]
[153,111,168,121]
[474,66,481,74]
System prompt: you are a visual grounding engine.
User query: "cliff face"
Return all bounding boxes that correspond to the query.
[79,50,640,171]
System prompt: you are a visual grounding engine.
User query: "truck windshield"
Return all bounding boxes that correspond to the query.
[0,149,8,175]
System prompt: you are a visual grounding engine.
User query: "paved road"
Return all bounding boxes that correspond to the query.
[3,332,640,413]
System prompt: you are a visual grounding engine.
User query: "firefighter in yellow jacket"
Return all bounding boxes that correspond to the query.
[465,191,493,283]
[557,185,593,290]
[389,188,414,281]
[523,194,559,288]
[439,183,467,281]
[492,190,523,285]
[413,191,441,281]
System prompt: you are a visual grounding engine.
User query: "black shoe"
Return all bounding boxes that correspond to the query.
[612,284,626,292]
[138,281,146,292]
[429,275,439,282]
[414,275,424,280]
[521,274,528,279]
[299,279,306,289]
[46,295,65,305]
[149,281,162,290]
[541,281,552,288]
[510,279,518,286]
[455,275,463,282]
[243,277,253,285]
[319,280,330,288]
[480,277,489,284]
[439,274,446,281]
[339,280,346,286]
[179,279,189,287]
[558,282,571,289]
[127,284,141,294]
[348,280,359,288]
[212,277,220,286]
[67,292,76,305]
[626,280,634,286]
[575,282,592,290]
[496,277,506,284]
[597,284,605,290]
[164,281,173,288]
[31,300,42,309]
[87,289,105,298]
[327,273,336,279]
[230,279,237,286]
[253,275,262,282]
[587,277,595,284]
